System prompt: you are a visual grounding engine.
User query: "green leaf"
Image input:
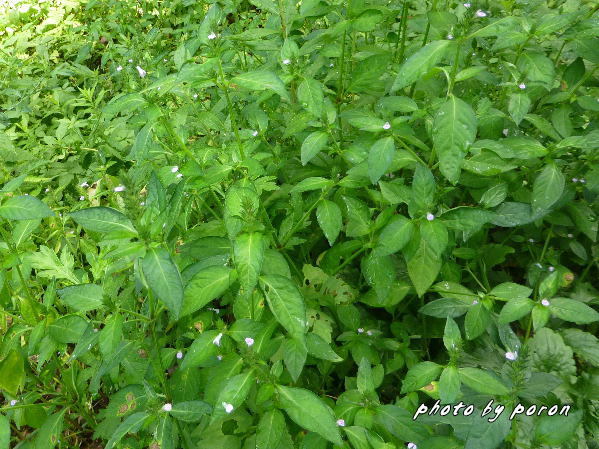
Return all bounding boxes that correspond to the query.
[0,350,24,395]
[57,284,104,312]
[535,410,582,445]
[142,248,184,319]
[362,252,395,301]
[181,266,237,317]
[256,409,286,449]
[375,215,414,256]
[180,330,221,370]
[532,163,565,214]
[316,200,342,246]
[405,233,442,297]
[297,78,324,118]
[458,368,510,395]
[343,196,371,237]
[105,412,150,449]
[439,366,461,403]
[0,414,8,449]
[549,297,599,324]
[35,409,66,449]
[289,177,333,194]
[368,137,395,184]
[0,195,54,220]
[103,93,147,117]
[498,298,534,324]
[276,385,343,445]
[357,358,375,394]
[517,52,555,87]
[306,333,343,362]
[170,401,211,423]
[234,232,266,296]
[392,40,451,91]
[410,164,436,218]
[301,131,328,166]
[490,282,532,301]
[443,317,462,351]
[375,405,430,442]
[69,207,137,235]
[400,361,443,393]
[561,329,599,367]
[49,315,88,344]
[283,338,307,382]
[231,70,290,101]
[433,95,477,184]
[464,303,491,340]
[508,93,530,126]
[260,274,307,342]
[420,297,470,318]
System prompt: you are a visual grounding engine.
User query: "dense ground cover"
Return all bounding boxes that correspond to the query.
[0,0,598,447]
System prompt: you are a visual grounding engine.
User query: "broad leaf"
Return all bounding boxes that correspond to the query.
[142,248,184,319]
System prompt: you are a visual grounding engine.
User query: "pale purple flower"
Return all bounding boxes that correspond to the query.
[213,333,223,346]
[245,337,254,347]
[176,351,183,359]
[80,181,89,187]
[426,212,435,221]
[357,328,364,334]
[407,443,418,449]
[383,121,391,130]
[208,32,217,40]
[282,59,291,65]
[222,402,234,413]
[366,330,374,336]
[548,266,555,272]
[217,355,223,360]
[518,83,526,89]
[572,178,578,183]
[79,196,85,201]
[171,166,179,173]
[176,173,183,178]
[162,403,172,412]
[9,400,17,406]
[114,185,126,192]
[472,300,479,305]
[475,10,487,17]
[541,299,550,307]
[136,66,146,78]
[336,419,346,427]
[463,2,471,7]
[447,34,454,40]
[505,351,518,361]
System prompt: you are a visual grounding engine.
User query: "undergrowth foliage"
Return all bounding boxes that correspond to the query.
[0,0,598,447]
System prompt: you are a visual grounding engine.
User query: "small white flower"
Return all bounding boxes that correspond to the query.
[567,233,573,238]
[213,333,223,346]
[548,266,555,272]
[45,188,50,192]
[505,351,518,361]
[463,2,471,7]
[472,300,479,305]
[5,27,14,33]
[447,34,454,40]
[171,166,179,173]
[157,87,161,91]
[9,400,17,406]
[252,130,259,137]
[136,66,146,78]
[176,173,183,178]
[93,328,99,332]
[217,355,223,360]
[193,94,198,99]
[522,180,528,185]
[245,337,255,347]
[383,121,391,130]
[534,263,543,269]
[116,65,123,72]
[140,201,145,206]
[208,307,221,314]
[114,185,126,192]
[580,178,586,184]
[426,212,435,221]
[502,128,509,136]
[366,330,374,336]
[572,178,578,183]
[176,351,183,359]
[164,58,168,62]
[336,419,346,427]
[528,238,535,243]
[475,10,487,17]
[208,32,217,40]
[128,58,133,63]
[407,443,418,449]
[357,328,364,334]
[80,181,89,187]
[329,63,334,67]
[162,403,172,412]
[518,83,526,89]
[222,402,234,413]
[541,299,550,307]
[282,59,291,65]
[79,196,85,201]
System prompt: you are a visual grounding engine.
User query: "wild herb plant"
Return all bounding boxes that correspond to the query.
[0,0,598,448]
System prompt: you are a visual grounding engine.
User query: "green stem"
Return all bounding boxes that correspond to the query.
[332,246,368,275]
[216,58,245,160]
[395,1,409,63]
